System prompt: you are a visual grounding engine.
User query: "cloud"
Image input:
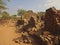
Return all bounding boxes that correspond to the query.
[44,0,60,9]
[38,0,60,11]
[6,0,60,15]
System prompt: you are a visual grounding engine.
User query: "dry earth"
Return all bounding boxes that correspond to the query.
[0,20,22,45]
[0,20,42,45]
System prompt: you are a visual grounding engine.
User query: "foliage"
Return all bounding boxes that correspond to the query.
[37,12,45,16]
[0,0,8,10]
[1,11,10,19]
[0,0,9,16]
[17,9,26,16]
[37,12,45,20]
[10,15,17,19]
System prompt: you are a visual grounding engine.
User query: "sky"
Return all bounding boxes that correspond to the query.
[5,0,60,15]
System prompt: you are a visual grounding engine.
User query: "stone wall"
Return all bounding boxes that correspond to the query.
[44,7,60,34]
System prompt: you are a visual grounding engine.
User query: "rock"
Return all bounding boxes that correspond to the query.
[44,7,60,34]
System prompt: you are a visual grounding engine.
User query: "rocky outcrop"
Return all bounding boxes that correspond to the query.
[44,7,60,34]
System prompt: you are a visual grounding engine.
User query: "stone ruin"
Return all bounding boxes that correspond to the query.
[14,7,60,45]
[44,7,60,34]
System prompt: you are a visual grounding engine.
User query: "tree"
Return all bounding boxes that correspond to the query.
[0,0,9,16]
[37,12,45,20]
[11,15,17,19]
[22,10,37,19]
[17,9,26,16]
[37,12,45,16]
[1,11,10,19]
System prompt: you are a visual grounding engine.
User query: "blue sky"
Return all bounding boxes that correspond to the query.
[5,0,60,15]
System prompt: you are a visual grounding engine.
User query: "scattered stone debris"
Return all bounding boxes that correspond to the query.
[15,7,60,45]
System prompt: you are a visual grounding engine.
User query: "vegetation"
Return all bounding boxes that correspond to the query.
[0,0,9,14]
[1,11,10,19]
[0,0,45,20]
[37,12,45,20]
[17,9,26,16]
[0,9,45,20]
[10,15,17,19]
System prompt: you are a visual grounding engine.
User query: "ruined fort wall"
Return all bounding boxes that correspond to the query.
[44,7,60,34]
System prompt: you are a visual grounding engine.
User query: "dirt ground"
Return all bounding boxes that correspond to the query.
[0,20,21,45]
[0,20,42,45]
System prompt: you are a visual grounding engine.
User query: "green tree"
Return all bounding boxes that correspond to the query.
[11,15,17,19]
[17,9,26,16]
[0,0,9,16]
[37,12,45,16]
[37,12,45,20]
[1,11,10,19]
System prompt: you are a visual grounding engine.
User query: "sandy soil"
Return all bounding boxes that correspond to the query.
[0,21,20,45]
[0,20,41,45]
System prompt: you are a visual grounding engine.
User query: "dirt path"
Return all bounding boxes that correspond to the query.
[0,21,20,45]
[0,20,43,45]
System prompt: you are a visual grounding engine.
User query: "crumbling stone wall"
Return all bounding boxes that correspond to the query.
[44,7,60,34]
